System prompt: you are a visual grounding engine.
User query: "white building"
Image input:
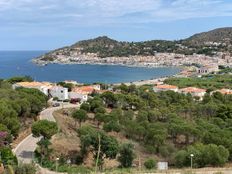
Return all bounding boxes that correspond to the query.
[92,84,101,91]
[12,82,53,95]
[49,86,69,100]
[197,64,219,74]
[69,92,88,103]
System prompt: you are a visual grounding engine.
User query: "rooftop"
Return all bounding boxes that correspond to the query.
[180,87,206,93]
[155,84,178,89]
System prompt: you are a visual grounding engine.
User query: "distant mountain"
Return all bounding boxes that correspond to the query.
[35,27,232,62]
[184,27,232,46]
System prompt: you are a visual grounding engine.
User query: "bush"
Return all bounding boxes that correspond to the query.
[15,163,37,174]
[174,144,229,168]
[118,143,135,168]
[103,121,121,132]
[67,166,91,174]
[80,103,90,112]
[94,107,106,114]
[144,158,156,169]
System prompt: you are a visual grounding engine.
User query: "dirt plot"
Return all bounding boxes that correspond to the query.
[52,108,159,168]
[51,109,81,157]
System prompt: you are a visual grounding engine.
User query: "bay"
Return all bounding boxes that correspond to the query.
[0,51,180,84]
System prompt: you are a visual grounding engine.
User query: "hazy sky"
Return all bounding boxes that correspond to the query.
[1,0,232,50]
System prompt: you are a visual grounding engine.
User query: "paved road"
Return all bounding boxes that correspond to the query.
[13,103,77,173]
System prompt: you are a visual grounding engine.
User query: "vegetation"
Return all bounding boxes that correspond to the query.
[15,163,37,174]
[165,74,232,89]
[4,74,232,172]
[32,120,58,139]
[32,120,58,166]
[40,28,232,61]
[78,126,119,169]
[35,80,232,172]
[118,143,135,168]
[72,109,87,127]
[144,158,157,170]
[0,77,48,172]
[70,83,232,169]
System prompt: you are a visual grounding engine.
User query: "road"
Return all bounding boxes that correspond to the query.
[13,103,77,173]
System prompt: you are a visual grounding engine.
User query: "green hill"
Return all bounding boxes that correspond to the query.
[37,27,232,61]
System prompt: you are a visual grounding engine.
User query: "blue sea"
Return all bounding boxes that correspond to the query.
[0,51,180,84]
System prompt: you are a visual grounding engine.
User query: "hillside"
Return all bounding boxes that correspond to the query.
[35,27,232,62]
[184,27,232,46]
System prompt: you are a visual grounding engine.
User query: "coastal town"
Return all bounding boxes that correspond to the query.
[34,51,232,69]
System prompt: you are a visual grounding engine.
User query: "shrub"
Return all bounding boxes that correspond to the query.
[144,158,156,169]
[118,143,135,168]
[80,103,90,112]
[15,163,36,174]
[67,166,91,174]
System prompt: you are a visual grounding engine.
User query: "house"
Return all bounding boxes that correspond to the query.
[72,85,101,95]
[153,84,178,92]
[49,86,69,100]
[179,87,206,100]
[212,88,232,95]
[69,92,88,103]
[12,81,53,95]
[197,64,219,74]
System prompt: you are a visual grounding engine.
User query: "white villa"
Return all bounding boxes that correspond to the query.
[49,86,69,100]
[13,82,69,101]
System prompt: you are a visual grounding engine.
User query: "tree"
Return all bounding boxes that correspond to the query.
[94,107,106,114]
[72,109,87,127]
[79,126,119,169]
[103,121,121,133]
[32,120,58,165]
[174,144,229,168]
[118,143,135,168]
[89,98,104,112]
[174,150,188,168]
[0,147,17,166]
[80,103,90,112]
[95,113,105,127]
[0,100,20,137]
[144,158,157,169]
[101,91,118,108]
[32,120,58,139]
[7,76,33,84]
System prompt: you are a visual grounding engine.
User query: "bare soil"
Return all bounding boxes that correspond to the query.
[52,108,158,169]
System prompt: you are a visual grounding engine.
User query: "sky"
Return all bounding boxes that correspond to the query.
[0,0,232,50]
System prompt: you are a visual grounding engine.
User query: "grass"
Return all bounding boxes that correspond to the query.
[165,74,232,90]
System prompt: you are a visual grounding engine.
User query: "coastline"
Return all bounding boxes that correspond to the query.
[32,59,175,69]
[32,59,183,86]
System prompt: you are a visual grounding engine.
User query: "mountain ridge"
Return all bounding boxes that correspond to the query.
[36,27,232,62]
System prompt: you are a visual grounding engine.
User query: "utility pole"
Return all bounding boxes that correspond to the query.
[95,133,101,174]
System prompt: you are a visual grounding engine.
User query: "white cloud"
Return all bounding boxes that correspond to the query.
[0,0,232,26]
